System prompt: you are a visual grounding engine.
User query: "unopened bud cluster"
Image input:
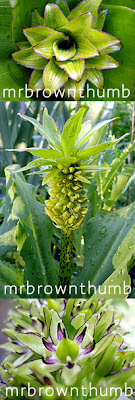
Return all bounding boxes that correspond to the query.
[1,298,135,399]
[45,164,88,229]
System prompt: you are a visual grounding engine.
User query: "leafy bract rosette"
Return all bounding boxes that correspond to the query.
[7,108,128,231]
[12,0,122,99]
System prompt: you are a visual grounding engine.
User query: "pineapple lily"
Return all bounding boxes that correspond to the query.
[12,0,122,99]
[7,108,128,290]
[0,299,135,399]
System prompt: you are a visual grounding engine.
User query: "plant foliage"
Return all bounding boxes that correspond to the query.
[0,104,135,297]
[0,0,135,100]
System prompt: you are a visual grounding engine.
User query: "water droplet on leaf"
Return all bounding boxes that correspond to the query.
[100,227,107,234]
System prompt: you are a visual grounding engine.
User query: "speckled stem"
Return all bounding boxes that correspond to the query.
[58,229,73,296]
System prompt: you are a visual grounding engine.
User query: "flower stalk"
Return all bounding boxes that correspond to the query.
[58,229,73,292]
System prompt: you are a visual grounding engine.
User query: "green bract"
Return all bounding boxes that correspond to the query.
[12,0,122,100]
[0,299,135,399]
[7,108,128,230]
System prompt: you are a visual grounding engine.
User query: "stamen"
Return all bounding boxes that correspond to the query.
[66,356,72,363]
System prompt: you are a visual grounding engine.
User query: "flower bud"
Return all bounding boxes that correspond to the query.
[69,167,75,173]
[63,211,70,220]
[67,174,73,180]
[63,168,69,174]
[68,215,75,225]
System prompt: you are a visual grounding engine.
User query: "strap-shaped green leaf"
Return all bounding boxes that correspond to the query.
[53,39,76,61]
[43,58,68,94]
[61,108,85,156]
[76,133,129,160]
[104,165,134,211]
[103,140,135,198]
[44,3,68,30]
[71,34,99,60]
[56,59,85,82]
[28,70,44,91]
[17,112,62,151]
[73,203,135,293]
[0,260,23,298]
[88,29,121,51]
[0,169,58,291]
[87,69,104,89]
[12,47,47,70]
[85,53,119,69]
[113,223,135,276]
[60,13,92,36]
[91,263,130,300]
[24,27,58,46]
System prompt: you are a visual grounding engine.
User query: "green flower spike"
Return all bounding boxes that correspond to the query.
[12,0,122,99]
[0,299,135,399]
[7,108,128,290]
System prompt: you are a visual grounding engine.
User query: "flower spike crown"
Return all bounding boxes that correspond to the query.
[0,299,135,399]
[12,0,122,99]
[8,108,128,231]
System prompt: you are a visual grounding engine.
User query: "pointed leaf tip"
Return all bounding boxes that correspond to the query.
[17,113,62,151]
[61,108,85,156]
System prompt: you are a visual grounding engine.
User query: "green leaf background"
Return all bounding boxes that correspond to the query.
[100,5,135,100]
[0,167,58,297]
[73,203,135,296]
